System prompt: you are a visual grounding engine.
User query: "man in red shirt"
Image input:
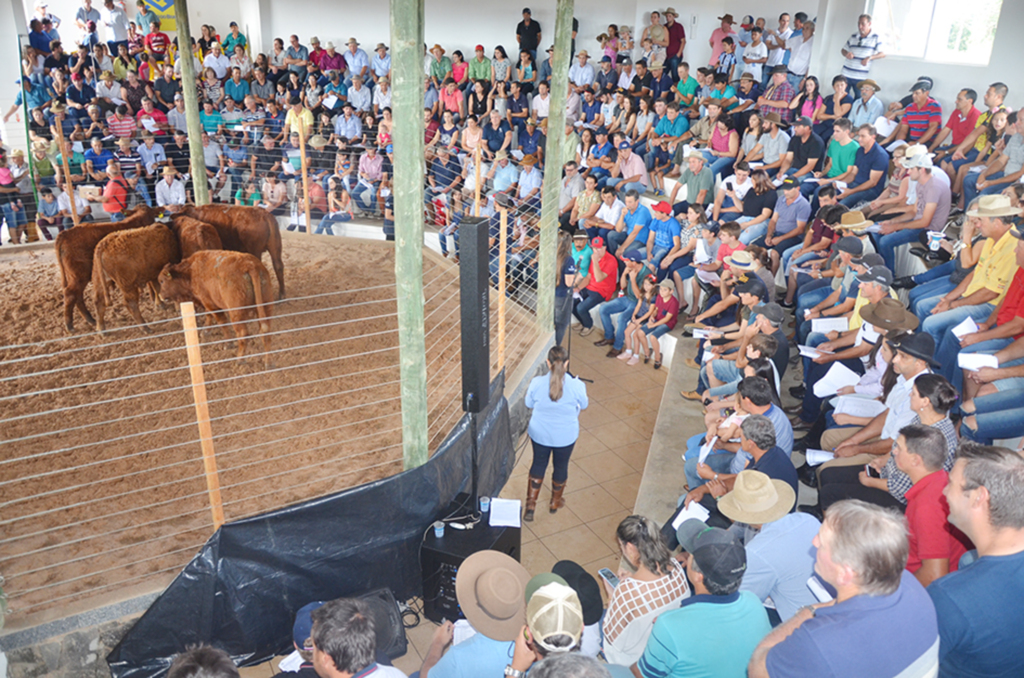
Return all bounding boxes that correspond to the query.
[930,88,981,154]
[99,161,131,221]
[144,19,170,62]
[136,96,168,135]
[945,216,1024,396]
[894,424,971,587]
[572,235,618,336]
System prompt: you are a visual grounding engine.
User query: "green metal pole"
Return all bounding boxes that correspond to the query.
[391,0,429,469]
[538,0,574,335]
[173,0,210,205]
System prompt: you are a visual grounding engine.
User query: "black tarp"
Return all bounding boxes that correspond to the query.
[107,376,513,678]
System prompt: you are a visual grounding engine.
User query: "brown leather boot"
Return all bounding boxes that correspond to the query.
[523,476,543,522]
[549,480,567,513]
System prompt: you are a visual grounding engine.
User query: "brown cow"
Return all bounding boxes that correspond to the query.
[169,204,285,298]
[55,205,159,332]
[168,214,223,258]
[92,222,181,332]
[158,251,274,365]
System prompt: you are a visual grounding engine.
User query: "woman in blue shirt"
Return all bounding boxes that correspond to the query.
[524,344,588,522]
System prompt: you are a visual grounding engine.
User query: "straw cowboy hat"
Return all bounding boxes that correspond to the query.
[724,250,755,271]
[162,166,177,176]
[521,154,538,166]
[347,37,360,46]
[834,210,873,232]
[717,470,795,525]
[859,79,881,92]
[967,194,1024,219]
[859,297,919,332]
[664,7,679,17]
[308,134,329,149]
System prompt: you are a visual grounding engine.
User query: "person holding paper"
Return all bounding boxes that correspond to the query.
[523,345,588,522]
[808,374,958,516]
[937,216,1024,389]
[810,333,935,484]
[794,234,865,344]
[919,195,1019,348]
[748,501,940,678]
[794,298,918,434]
[801,264,896,381]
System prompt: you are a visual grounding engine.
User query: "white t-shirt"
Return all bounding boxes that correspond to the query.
[531,93,550,119]
[742,41,768,81]
[765,27,793,67]
[786,34,813,76]
[595,198,625,226]
[101,5,129,42]
[723,174,753,200]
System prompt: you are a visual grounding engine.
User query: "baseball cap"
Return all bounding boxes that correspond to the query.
[675,520,747,591]
[526,582,583,654]
[735,276,768,300]
[229,21,238,27]
[475,44,485,52]
[592,236,606,249]
[601,56,612,63]
[835,235,864,255]
[793,116,813,128]
[909,80,932,92]
[856,265,894,288]
[780,176,800,190]
[594,126,609,136]
[852,252,885,268]
[621,249,645,262]
[618,140,631,149]
[757,302,786,325]
[292,601,325,649]
[652,201,672,214]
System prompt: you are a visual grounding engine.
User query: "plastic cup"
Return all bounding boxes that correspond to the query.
[433,520,445,538]
[927,231,944,251]
[480,496,491,512]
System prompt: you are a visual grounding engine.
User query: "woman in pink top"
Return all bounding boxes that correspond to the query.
[451,50,469,89]
[703,116,740,178]
[790,75,824,123]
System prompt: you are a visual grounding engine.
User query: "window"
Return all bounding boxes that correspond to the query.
[870,0,1004,65]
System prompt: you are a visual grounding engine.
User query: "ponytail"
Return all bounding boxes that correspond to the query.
[548,345,569,401]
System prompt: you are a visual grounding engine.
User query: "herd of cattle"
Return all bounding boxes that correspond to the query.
[54,204,286,362]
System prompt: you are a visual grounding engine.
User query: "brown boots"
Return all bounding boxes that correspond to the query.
[550,480,567,513]
[524,476,543,522]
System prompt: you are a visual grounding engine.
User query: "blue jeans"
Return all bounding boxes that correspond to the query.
[781,246,821,275]
[356,181,379,213]
[963,170,1005,208]
[109,212,125,222]
[315,212,353,235]
[963,389,1024,444]
[909,277,956,317]
[599,296,636,351]
[946,148,980,174]
[683,432,736,488]
[738,220,768,246]
[838,181,885,209]
[920,303,995,349]
[786,73,803,90]
[617,180,647,197]
[878,228,925,272]
[648,245,671,269]
[1,201,27,234]
[701,150,735,178]
[607,228,642,255]
[572,288,604,328]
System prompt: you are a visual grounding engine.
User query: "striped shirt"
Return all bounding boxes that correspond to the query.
[107,114,138,139]
[841,31,884,79]
[903,97,942,142]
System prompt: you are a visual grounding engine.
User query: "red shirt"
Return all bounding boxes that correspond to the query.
[997,268,1024,338]
[144,32,170,57]
[424,119,439,145]
[718,240,746,269]
[102,177,130,214]
[653,292,680,330]
[107,114,137,138]
[905,470,971,574]
[137,108,168,135]
[944,106,981,146]
[587,251,619,300]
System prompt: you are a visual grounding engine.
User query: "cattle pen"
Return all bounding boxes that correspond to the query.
[0,232,542,632]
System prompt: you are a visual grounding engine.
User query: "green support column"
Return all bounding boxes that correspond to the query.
[391,0,429,469]
[537,0,574,335]
[174,0,210,205]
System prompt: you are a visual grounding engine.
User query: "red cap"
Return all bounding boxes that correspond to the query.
[652,201,672,214]
[592,236,605,248]
[71,72,82,81]
[475,44,485,52]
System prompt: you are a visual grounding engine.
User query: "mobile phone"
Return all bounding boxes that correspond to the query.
[865,464,881,479]
[598,568,620,589]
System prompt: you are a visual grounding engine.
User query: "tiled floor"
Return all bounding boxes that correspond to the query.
[239,327,671,677]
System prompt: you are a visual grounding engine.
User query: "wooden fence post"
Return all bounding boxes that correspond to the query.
[498,207,508,371]
[54,116,79,228]
[298,125,312,234]
[180,301,225,530]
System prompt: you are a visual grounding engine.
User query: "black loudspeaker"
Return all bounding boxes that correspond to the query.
[356,588,408,660]
[420,494,522,623]
[459,218,491,414]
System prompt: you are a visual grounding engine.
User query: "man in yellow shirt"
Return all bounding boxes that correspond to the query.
[920,194,1020,347]
[284,96,313,139]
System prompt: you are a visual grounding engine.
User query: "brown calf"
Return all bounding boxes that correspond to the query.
[158,251,274,366]
[169,214,224,258]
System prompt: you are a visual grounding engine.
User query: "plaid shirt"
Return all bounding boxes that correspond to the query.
[759,80,796,122]
[883,415,957,503]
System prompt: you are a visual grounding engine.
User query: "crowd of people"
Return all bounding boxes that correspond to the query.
[11,4,1024,678]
